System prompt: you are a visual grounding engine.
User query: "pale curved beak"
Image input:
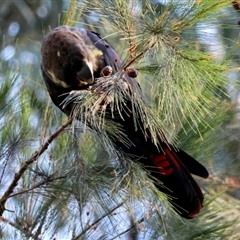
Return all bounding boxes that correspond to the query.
[76,61,94,85]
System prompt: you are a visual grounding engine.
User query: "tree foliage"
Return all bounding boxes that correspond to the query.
[0,0,240,239]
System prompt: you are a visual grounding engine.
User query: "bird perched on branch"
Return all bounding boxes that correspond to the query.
[41,25,209,219]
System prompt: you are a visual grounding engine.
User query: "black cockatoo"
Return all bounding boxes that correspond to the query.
[41,26,209,219]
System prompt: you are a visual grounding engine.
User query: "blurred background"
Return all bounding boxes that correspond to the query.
[1,0,240,239]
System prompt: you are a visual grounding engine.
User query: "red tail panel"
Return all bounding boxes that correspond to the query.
[152,154,174,176]
[148,143,204,219]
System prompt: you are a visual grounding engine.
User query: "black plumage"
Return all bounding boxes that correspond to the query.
[41,26,121,115]
[41,25,208,219]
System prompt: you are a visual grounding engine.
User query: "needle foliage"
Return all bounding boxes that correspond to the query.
[0,0,240,239]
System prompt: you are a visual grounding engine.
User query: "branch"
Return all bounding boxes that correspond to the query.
[110,216,146,240]
[110,207,160,240]
[8,175,67,199]
[0,118,73,216]
[73,202,124,240]
[123,41,156,70]
[0,216,41,240]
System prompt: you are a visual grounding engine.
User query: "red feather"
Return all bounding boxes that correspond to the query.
[148,143,204,218]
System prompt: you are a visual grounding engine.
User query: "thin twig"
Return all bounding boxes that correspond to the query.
[0,216,41,240]
[123,42,156,70]
[0,117,73,216]
[110,216,145,240]
[0,216,18,227]
[8,175,67,199]
[73,202,124,240]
